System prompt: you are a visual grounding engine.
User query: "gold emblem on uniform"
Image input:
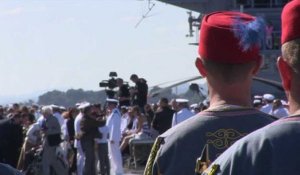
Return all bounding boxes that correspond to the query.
[206,129,247,149]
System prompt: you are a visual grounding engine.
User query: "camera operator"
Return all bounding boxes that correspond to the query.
[116,78,130,107]
[130,74,148,111]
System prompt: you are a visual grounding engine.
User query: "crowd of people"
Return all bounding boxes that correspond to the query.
[1,1,300,175]
[0,72,212,175]
[0,90,289,175]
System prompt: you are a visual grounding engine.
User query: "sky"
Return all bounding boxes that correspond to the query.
[0,0,200,103]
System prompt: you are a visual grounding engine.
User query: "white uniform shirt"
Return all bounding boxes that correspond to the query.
[120,113,129,134]
[172,108,194,127]
[61,119,68,140]
[272,107,289,118]
[106,108,122,142]
[95,126,109,144]
[74,112,83,148]
[34,111,42,121]
[26,123,41,145]
[37,115,45,127]
[260,103,273,114]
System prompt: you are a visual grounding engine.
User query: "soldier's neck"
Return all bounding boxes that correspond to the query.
[207,78,252,108]
[208,91,251,109]
[289,104,300,116]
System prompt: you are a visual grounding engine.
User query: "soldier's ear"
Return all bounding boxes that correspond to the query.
[252,57,263,75]
[277,56,292,91]
[195,57,207,77]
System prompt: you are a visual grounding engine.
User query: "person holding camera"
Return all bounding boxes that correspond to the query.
[116,78,131,107]
[130,74,148,111]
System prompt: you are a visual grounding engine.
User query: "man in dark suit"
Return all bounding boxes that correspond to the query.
[80,104,106,175]
[151,98,174,134]
[130,74,148,111]
[0,113,23,168]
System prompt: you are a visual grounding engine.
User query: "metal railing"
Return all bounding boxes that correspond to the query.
[235,0,288,8]
[264,31,281,50]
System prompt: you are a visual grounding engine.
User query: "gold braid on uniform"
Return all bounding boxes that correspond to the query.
[144,137,164,175]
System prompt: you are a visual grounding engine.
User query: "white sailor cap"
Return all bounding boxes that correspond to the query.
[106,98,119,104]
[263,94,275,101]
[50,104,59,109]
[253,99,262,104]
[78,102,91,109]
[175,98,189,103]
[254,95,263,99]
[190,103,200,109]
[281,100,288,106]
[120,105,129,109]
[59,106,66,110]
[202,99,210,107]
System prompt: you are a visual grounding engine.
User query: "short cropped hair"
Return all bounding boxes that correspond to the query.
[116,78,123,83]
[202,59,257,84]
[160,97,168,104]
[282,38,300,75]
[130,74,138,80]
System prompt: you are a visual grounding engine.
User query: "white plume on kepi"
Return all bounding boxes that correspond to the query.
[263,94,275,101]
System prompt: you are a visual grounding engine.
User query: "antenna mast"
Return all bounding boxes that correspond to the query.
[135,0,156,28]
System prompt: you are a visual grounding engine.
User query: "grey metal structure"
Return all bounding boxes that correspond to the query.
[155,0,288,82]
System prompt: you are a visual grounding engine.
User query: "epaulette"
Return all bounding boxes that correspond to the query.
[144,137,164,175]
[195,144,211,175]
[202,164,220,175]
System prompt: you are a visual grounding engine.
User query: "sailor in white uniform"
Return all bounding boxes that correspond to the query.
[51,105,64,127]
[272,99,289,118]
[74,102,90,175]
[106,99,123,175]
[260,94,275,114]
[172,99,194,127]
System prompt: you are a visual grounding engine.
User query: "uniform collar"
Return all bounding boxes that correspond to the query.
[206,104,252,112]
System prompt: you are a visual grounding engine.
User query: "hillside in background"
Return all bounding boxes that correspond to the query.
[37,89,107,107]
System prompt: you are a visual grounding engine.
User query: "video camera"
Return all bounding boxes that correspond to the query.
[99,72,118,98]
[99,72,118,89]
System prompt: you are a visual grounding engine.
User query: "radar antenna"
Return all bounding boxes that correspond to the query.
[135,0,156,28]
